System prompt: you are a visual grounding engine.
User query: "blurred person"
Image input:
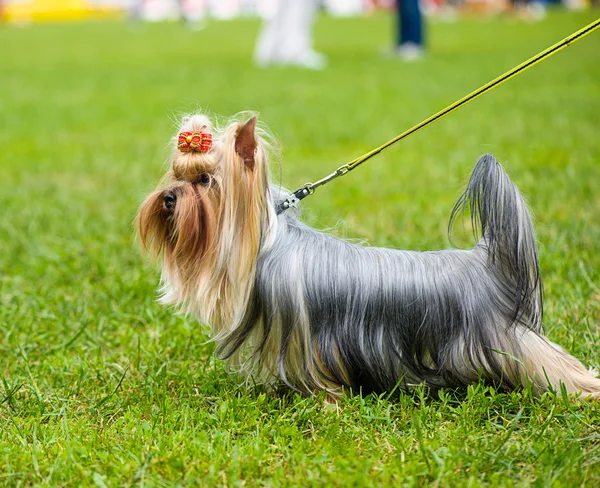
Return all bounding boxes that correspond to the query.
[253,0,279,18]
[210,0,242,19]
[394,0,425,61]
[130,0,205,25]
[324,0,364,16]
[254,0,327,70]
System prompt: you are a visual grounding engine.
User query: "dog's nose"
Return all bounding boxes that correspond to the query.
[163,192,176,209]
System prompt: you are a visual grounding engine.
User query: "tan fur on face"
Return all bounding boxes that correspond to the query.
[138,180,219,282]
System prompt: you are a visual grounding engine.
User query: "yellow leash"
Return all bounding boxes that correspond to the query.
[277,18,600,213]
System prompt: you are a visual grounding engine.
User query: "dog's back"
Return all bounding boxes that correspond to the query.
[222,155,600,399]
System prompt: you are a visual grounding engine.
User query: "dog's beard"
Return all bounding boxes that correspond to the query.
[138,181,221,304]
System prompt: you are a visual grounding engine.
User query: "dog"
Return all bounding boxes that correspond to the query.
[137,112,600,401]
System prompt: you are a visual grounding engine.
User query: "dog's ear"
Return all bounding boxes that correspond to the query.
[235,115,257,171]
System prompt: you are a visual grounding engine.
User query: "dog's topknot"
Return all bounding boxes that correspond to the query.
[180,114,212,133]
[171,114,215,181]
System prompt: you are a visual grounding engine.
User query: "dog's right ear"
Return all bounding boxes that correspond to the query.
[235,115,257,171]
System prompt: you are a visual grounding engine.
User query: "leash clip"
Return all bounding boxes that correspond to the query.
[276,163,353,214]
[276,183,314,214]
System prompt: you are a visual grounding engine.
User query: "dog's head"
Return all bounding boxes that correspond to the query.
[137,113,275,323]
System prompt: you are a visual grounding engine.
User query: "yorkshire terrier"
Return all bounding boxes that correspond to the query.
[137,113,600,401]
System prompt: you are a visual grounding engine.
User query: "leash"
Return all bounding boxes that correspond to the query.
[276,18,600,214]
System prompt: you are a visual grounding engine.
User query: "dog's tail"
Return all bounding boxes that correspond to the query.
[451,154,543,331]
[517,329,600,400]
[451,155,600,400]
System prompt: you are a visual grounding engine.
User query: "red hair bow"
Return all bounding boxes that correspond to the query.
[177,131,212,153]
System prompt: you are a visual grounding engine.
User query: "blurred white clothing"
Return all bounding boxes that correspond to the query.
[254,0,327,69]
[324,0,363,16]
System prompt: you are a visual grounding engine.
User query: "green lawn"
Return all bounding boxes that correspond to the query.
[1,10,600,487]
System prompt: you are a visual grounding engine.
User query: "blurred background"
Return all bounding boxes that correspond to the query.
[0,0,594,24]
[1,1,598,284]
[1,1,599,483]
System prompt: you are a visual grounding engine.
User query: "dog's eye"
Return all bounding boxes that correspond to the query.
[199,174,211,186]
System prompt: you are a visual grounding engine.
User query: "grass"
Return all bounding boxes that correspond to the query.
[1,9,600,487]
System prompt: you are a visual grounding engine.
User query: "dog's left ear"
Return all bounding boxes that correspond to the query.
[235,115,258,171]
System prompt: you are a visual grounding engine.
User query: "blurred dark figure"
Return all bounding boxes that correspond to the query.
[395,0,424,61]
